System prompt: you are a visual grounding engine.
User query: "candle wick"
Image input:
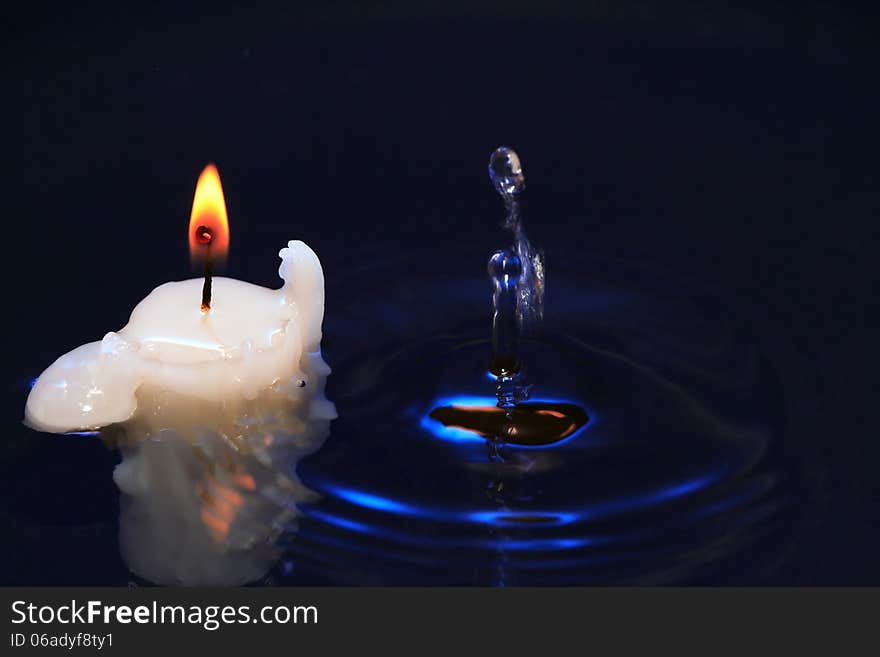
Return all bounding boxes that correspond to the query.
[201,246,213,312]
[195,224,215,313]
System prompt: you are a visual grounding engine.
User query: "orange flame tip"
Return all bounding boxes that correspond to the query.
[188,163,230,264]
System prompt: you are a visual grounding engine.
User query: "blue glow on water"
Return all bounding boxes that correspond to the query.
[465,510,579,526]
[305,508,599,551]
[329,488,421,515]
[419,413,483,442]
[316,467,725,529]
[301,466,768,568]
[419,394,594,448]
[419,395,499,443]
[574,473,719,520]
[429,395,498,409]
[308,509,374,534]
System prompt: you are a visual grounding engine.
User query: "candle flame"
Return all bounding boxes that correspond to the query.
[189,163,230,264]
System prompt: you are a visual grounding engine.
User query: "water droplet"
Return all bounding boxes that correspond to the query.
[487,249,522,283]
[488,146,525,197]
[489,249,522,380]
[295,379,307,388]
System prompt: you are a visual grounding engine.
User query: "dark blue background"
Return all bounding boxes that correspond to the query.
[0,1,876,584]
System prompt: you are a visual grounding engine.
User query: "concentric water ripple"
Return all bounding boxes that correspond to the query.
[277,247,806,585]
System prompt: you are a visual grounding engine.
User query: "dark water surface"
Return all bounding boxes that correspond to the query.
[1,2,876,584]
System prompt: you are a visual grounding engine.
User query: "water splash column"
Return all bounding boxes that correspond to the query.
[487,146,544,410]
[488,249,522,405]
[488,146,545,329]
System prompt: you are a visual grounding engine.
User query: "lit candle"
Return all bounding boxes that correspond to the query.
[25,164,336,433]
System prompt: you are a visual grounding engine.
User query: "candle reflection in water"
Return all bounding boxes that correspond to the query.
[107,377,332,586]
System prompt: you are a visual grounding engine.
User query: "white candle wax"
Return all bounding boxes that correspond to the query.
[110,380,330,586]
[25,240,336,433]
